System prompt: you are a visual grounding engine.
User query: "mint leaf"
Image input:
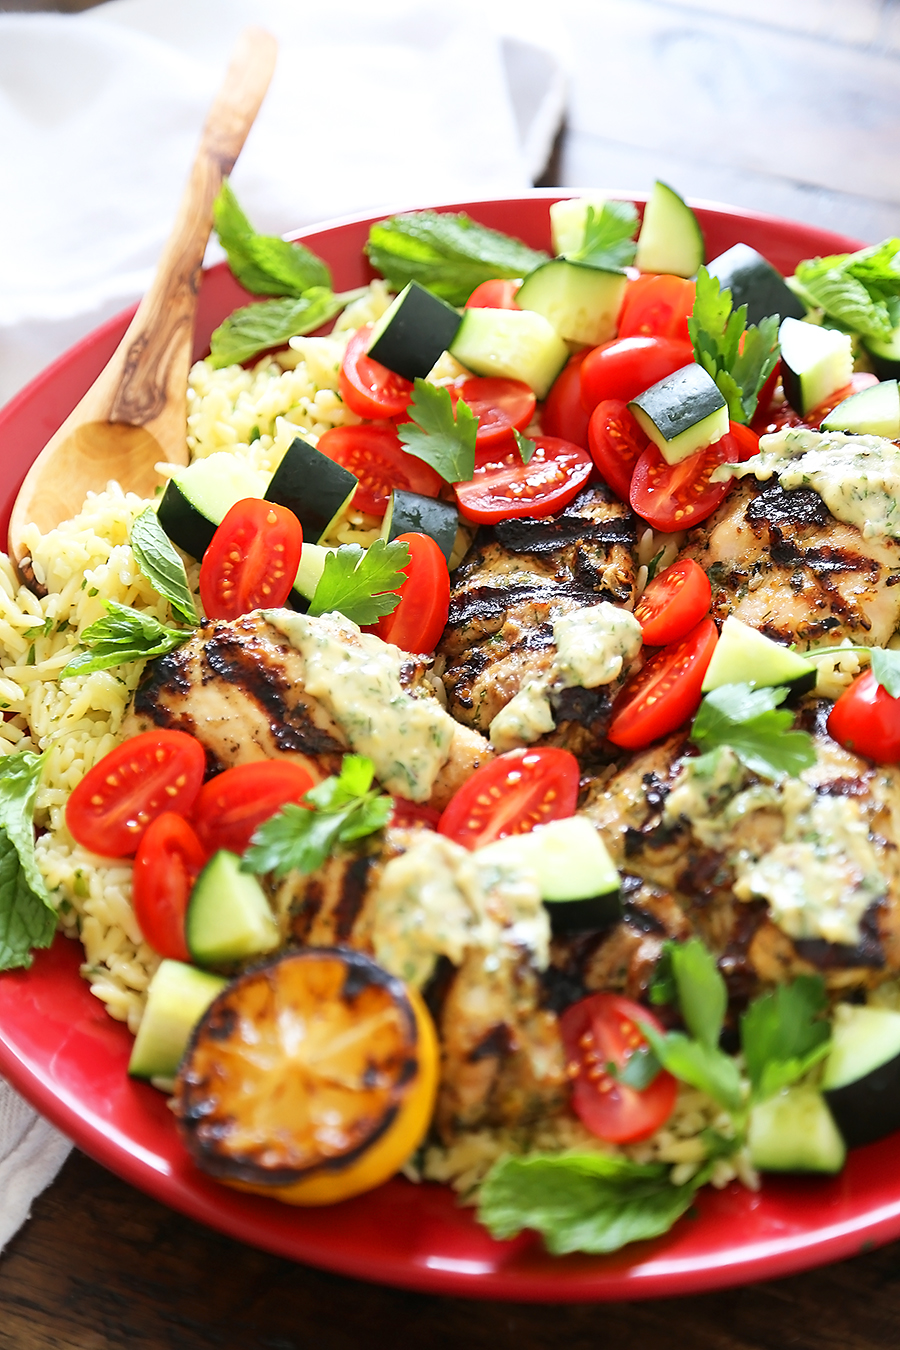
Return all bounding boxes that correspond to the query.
[668,938,727,1050]
[130,508,198,625]
[513,428,537,465]
[478,1151,704,1256]
[568,201,638,271]
[690,682,816,781]
[615,1044,661,1089]
[688,267,780,423]
[870,647,900,698]
[741,976,831,1103]
[365,211,548,307]
[61,601,189,678]
[213,182,331,296]
[640,1022,744,1112]
[0,752,57,971]
[398,380,477,483]
[242,754,392,877]
[308,540,409,626]
[209,289,350,368]
[794,239,900,339]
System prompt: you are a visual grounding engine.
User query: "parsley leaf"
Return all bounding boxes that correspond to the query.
[0,752,57,971]
[397,380,477,483]
[870,647,900,698]
[61,601,190,678]
[130,508,198,625]
[741,976,831,1103]
[567,200,639,271]
[213,181,331,296]
[365,211,549,307]
[308,539,409,626]
[241,754,392,878]
[513,429,537,465]
[688,267,780,423]
[640,1021,744,1112]
[794,239,900,340]
[668,938,726,1049]
[209,289,351,368]
[478,1150,708,1256]
[690,683,817,781]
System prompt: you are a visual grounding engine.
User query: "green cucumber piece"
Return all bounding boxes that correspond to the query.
[634,181,704,278]
[779,317,853,416]
[128,959,226,1081]
[450,307,568,400]
[380,490,458,564]
[480,816,621,935]
[186,849,280,968]
[290,541,334,610]
[265,436,358,544]
[701,616,816,694]
[748,1085,846,1174]
[629,362,728,465]
[158,452,266,560]
[863,327,900,381]
[706,243,806,327]
[516,258,627,347]
[367,281,463,381]
[822,1004,900,1148]
[549,194,608,257]
[820,379,900,438]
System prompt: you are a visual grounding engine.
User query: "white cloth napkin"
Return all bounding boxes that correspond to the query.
[0,0,565,1252]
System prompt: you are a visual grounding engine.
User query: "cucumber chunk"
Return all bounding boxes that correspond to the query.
[748,1085,846,1174]
[701,616,817,694]
[550,194,608,257]
[628,362,728,465]
[820,379,900,438]
[634,181,704,278]
[706,243,806,328]
[863,326,900,381]
[186,849,280,968]
[516,259,627,347]
[822,1004,900,1148]
[128,959,226,1081]
[158,452,267,560]
[380,489,458,564]
[265,436,358,544]
[779,317,853,417]
[480,816,621,935]
[450,307,568,399]
[290,541,334,610]
[367,281,463,381]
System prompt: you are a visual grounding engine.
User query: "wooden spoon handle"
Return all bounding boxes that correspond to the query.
[106,27,278,430]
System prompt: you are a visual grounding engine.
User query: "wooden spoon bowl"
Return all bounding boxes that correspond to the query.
[8,26,278,585]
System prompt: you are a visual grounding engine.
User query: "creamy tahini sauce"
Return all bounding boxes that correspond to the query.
[731,427,900,539]
[265,610,453,802]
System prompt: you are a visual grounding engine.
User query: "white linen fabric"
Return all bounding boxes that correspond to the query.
[0,0,565,1253]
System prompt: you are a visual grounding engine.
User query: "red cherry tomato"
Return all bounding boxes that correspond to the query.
[338,323,413,419]
[316,424,442,517]
[587,399,649,502]
[541,352,590,449]
[607,617,718,750]
[454,434,593,525]
[65,729,206,858]
[390,798,443,830]
[617,274,696,343]
[192,760,315,857]
[132,812,207,962]
[375,532,450,655]
[634,558,712,647]
[456,377,536,448]
[827,669,900,763]
[629,433,736,532]
[438,746,580,851]
[560,993,678,1143]
[199,498,303,621]
[580,336,694,414]
[727,420,761,462]
[750,362,781,432]
[464,279,521,309]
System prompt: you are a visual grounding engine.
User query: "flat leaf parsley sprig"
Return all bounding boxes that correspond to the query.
[688,267,780,424]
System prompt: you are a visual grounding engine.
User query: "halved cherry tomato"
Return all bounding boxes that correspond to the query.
[756,371,879,437]
[192,760,315,857]
[464,278,521,309]
[375,532,450,654]
[199,498,303,621]
[560,992,678,1143]
[580,336,694,414]
[541,351,590,449]
[132,812,207,962]
[438,746,580,851]
[338,323,413,419]
[617,274,696,343]
[316,424,442,517]
[828,669,900,764]
[587,399,649,502]
[66,729,206,858]
[454,434,593,525]
[607,617,718,749]
[456,377,536,448]
[629,434,735,532]
[390,798,442,830]
[634,558,712,647]
[750,361,781,432]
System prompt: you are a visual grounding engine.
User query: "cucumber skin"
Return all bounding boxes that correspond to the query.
[158,477,219,560]
[128,959,227,1081]
[265,437,358,544]
[367,282,463,382]
[634,181,704,279]
[707,243,806,328]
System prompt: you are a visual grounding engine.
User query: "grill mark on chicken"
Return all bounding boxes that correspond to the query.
[332,855,375,940]
[493,512,637,554]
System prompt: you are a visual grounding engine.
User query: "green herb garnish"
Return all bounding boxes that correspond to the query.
[308,539,409,626]
[688,267,780,424]
[689,682,817,781]
[513,428,537,465]
[740,975,831,1103]
[397,380,477,483]
[566,200,638,271]
[130,508,198,625]
[60,602,190,678]
[793,239,900,340]
[0,752,57,971]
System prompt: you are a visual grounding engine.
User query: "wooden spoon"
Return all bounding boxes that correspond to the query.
[8,26,278,583]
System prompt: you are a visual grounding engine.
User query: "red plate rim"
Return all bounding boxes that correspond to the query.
[0,192,890,1303]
